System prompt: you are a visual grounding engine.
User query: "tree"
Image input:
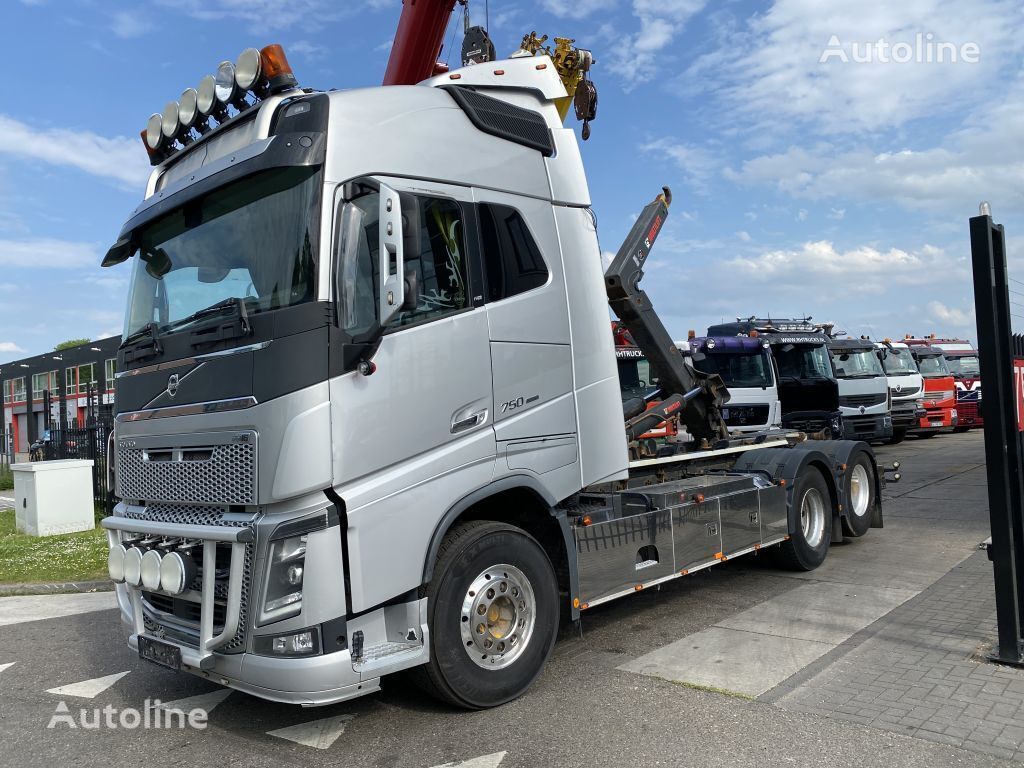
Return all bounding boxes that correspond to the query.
[54,339,91,351]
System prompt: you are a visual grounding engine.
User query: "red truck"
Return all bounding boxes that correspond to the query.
[906,336,981,431]
[904,340,958,435]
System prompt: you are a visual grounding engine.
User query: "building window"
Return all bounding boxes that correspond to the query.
[2,380,10,404]
[77,363,97,394]
[31,371,58,399]
[10,377,26,403]
[105,359,116,390]
[66,368,75,395]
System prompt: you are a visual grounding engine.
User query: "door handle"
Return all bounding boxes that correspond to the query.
[451,408,488,434]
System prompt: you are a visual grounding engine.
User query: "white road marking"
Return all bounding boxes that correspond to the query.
[46,670,130,699]
[0,662,15,676]
[151,689,232,714]
[0,592,116,627]
[430,752,507,768]
[267,714,355,749]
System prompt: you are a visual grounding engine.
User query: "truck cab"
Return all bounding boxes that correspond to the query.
[827,338,893,443]
[905,343,958,434]
[706,318,842,438]
[684,335,782,434]
[874,340,924,444]
[930,340,982,430]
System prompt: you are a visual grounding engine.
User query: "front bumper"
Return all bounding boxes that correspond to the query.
[890,401,919,430]
[839,412,893,441]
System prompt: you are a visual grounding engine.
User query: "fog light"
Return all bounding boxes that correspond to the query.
[253,627,320,657]
[123,547,143,587]
[107,544,126,583]
[141,549,163,590]
[145,113,164,149]
[160,551,197,595]
[160,101,180,139]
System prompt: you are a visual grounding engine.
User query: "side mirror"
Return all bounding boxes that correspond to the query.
[402,266,419,312]
[378,183,404,327]
[143,247,172,279]
[102,236,137,267]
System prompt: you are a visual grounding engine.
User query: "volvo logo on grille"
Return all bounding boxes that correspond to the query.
[167,374,180,398]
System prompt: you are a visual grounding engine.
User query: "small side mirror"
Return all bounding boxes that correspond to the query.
[143,247,172,279]
[378,183,405,327]
[402,266,419,312]
[102,236,137,267]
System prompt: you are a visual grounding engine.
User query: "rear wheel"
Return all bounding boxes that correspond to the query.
[888,428,906,445]
[775,468,832,571]
[840,452,875,538]
[412,521,559,709]
[953,426,971,433]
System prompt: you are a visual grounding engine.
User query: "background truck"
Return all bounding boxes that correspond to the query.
[706,318,843,438]
[97,5,889,710]
[874,340,925,444]
[905,344,958,435]
[613,323,678,452]
[683,334,782,434]
[827,337,893,443]
[926,338,983,431]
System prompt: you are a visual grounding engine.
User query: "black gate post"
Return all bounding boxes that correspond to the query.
[970,206,1024,666]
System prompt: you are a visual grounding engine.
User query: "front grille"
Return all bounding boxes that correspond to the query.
[846,415,882,435]
[723,404,770,427]
[785,417,829,433]
[840,393,887,408]
[958,401,981,423]
[889,384,921,398]
[118,435,256,505]
[125,502,257,653]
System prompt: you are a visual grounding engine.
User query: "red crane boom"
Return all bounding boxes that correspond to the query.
[383,0,458,86]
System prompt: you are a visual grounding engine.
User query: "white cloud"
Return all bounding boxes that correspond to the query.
[640,137,719,192]
[928,301,975,326]
[289,40,326,60]
[538,0,618,18]
[111,10,154,38]
[608,0,708,88]
[828,208,846,220]
[0,342,25,353]
[0,239,100,269]
[796,209,808,221]
[162,0,377,29]
[737,230,751,242]
[684,0,1024,135]
[0,115,149,187]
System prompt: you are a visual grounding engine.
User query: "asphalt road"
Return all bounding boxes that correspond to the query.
[0,431,1012,768]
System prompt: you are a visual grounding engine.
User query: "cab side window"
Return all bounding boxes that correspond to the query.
[337,191,470,335]
[479,203,548,302]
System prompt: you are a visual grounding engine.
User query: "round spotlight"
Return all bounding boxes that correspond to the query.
[179,87,198,129]
[197,74,217,116]
[141,549,163,590]
[235,47,262,91]
[161,101,180,139]
[215,60,237,104]
[145,113,164,150]
[123,547,143,587]
[160,551,197,596]
[107,544,127,583]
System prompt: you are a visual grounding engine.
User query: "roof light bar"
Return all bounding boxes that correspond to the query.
[140,44,299,166]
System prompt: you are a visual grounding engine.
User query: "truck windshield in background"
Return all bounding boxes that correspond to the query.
[831,349,885,379]
[692,351,773,389]
[123,165,322,338]
[917,355,952,378]
[946,355,981,378]
[774,343,832,381]
[880,347,918,375]
[617,354,659,401]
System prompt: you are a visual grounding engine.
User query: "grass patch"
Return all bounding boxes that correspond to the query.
[0,509,108,585]
[664,678,755,701]
[0,465,12,491]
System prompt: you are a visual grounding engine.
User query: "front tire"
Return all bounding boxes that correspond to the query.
[413,521,559,709]
[840,452,875,538]
[775,468,832,571]
[888,428,906,445]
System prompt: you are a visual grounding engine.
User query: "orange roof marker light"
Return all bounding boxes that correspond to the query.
[260,44,298,93]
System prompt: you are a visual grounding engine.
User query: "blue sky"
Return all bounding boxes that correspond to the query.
[0,0,1022,364]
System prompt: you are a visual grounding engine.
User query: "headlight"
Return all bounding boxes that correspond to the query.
[178,87,198,129]
[160,551,197,595]
[261,534,307,622]
[235,47,262,91]
[160,101,180,139]
[107,544,126,583]
[145,113,164,149]
[197,74,217,116]
[123,547,143,587]
[140,549,163,590]
[214,60,236,104]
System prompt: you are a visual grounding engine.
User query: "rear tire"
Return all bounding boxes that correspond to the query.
[887,428,906,445]
[840,452,875,538]
[412,521,559,709]
[774,468,832,571]
[953,426,970,433]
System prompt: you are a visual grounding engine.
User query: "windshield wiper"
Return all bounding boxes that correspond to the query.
[164,297,252,334]
[178,297,255,348]
[120,322,163,363]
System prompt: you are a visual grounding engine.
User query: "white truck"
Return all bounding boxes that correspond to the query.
[97,14,891,709]
[827,337,893,443]
[875,340,925,444]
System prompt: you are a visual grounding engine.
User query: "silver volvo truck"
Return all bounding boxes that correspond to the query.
[99,44,890,709]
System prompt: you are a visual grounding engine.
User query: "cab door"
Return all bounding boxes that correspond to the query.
[328,178,495,612]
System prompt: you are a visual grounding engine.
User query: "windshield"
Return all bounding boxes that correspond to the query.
[123,165,321,338]
[693,352,773,389]
[879,348,918,376]
[774,344,833,380]
[945,354,981,378]
[831,348,885,378]
[916,355,951,378]
[618,357,659,401]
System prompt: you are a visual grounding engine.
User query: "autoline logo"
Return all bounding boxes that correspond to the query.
[819,34,981,64]
[47,700,209,730]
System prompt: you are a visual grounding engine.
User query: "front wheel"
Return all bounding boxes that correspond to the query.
[413,521,559,709]
[774,467,833,571]
[953,426,971,433]
[888,428,906,445]
[840,452,876,538]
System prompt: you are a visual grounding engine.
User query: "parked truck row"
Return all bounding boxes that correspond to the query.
[95,3,975,710]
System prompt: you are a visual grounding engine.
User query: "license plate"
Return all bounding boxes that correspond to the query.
[139,636,182,671]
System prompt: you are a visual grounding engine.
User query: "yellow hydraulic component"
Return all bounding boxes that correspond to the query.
[517,31,595,125]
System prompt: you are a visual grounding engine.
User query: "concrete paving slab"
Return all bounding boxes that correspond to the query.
[0,592,116,626]
[618,626,833,697]
[717,582,917,645]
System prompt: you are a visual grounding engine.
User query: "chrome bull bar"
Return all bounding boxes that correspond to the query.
[102,516,251,669]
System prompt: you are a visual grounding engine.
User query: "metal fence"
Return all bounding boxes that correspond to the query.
[970,206,1024,666]
[41,416,114,515]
